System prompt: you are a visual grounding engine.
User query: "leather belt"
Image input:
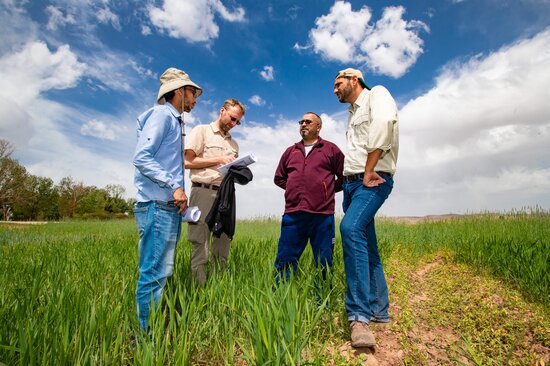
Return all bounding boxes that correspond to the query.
[343,172,393,183]
[192,182,219,191]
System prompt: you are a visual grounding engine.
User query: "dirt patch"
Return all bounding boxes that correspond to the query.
[327,340,400,366]
[0,220,49,225]
[326,303,405,365]
[324,258,449,365]
[404,256,471,365]
[382,214,463,225]
[372,322,405,366]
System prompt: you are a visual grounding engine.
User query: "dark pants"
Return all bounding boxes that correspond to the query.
[274,211,335,282]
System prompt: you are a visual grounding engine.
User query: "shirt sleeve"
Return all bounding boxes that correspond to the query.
[133,110,179,190]
[274,148,290,189]
[367,86,398,153]
[185,125,205,155]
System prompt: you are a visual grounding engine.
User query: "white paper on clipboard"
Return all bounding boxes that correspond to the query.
[218,152,257,175]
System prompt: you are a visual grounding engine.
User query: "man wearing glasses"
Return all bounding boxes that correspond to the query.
[333,68,399,348]
[184,98,246,285]
[133,67,202,331]
[273,112,344,290]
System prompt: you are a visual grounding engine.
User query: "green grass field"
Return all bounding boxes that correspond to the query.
[1,213,549,365]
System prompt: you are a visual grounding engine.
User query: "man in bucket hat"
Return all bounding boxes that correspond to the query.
[333,67,399,348]
[133,67,202,331]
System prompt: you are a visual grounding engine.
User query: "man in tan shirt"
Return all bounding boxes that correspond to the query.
[333,68,399,348]
[184,98,246,285]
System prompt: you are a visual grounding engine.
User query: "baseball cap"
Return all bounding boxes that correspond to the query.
[335,68,370,90]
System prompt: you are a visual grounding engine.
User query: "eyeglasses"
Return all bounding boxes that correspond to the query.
[224,108,241,125]
[184,86,199,98]
[229,116,241,125]
[298,119,313,125]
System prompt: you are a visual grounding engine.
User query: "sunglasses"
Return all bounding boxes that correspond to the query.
[298,119,314,125]
[184,86,199,98]
[224,108,241,125]
[229,116,241,125]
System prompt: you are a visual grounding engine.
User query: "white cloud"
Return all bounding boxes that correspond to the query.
[129,60,155,78]
[292,43,311,52]
[45,5,76,30]
[182,111,199,127]
[0,40,140,100]
[309,1,371,62]
[80,119,119,141]
[0,41,85,101]
[141,24,152,36]
[44,3,121,33]
[0,38,137,194]
[248,95,266,106]
[5,97,136,197]
[359,7,429,78]
[96,6,121,31]
[0,1,37,55]
[259,65,274,81]
[287,5,301,20]
[390,28,550,216]
[0,105,34,148]
[84,52,138,92]
[304,1,428,78]
[211,0,245,22]
[148,0,246,43]
[1,1,154,96]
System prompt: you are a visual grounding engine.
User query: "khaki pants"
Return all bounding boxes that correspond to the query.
[187,185,231,285]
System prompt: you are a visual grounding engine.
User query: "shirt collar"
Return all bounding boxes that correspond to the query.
[210,121,231,138]
[165,102,182,121]
[348,88,369,113]
[295,136,324,148]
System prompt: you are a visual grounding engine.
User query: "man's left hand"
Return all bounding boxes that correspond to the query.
[173,187,188,214]
[363,171,386,187]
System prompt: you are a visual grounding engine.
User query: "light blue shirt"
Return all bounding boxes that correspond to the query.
[133,103,184,202]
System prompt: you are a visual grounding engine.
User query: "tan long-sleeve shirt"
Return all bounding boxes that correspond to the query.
[344,86,399,176]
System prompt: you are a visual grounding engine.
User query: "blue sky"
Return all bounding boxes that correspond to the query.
[1,0,549,218]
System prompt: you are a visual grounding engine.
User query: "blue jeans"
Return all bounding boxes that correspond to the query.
[134,201,182,330]
[274,212,335,282]
[340,176,393,323]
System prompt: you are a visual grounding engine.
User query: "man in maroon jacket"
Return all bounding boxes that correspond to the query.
[273,112,344,285]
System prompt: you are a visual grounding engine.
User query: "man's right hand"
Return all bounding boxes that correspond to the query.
[173,187,188,214]
[219,155,236,165]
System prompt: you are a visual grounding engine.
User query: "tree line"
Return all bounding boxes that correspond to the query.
[0,139,135,221]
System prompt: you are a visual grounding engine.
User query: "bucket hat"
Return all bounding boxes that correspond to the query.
[157,67,202,104]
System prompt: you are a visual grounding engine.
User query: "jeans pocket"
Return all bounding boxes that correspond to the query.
[133,204,149,237]
[373,180,392,200]
[154,201,179,213]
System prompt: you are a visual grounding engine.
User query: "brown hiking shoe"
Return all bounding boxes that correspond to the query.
[350,321,376,348]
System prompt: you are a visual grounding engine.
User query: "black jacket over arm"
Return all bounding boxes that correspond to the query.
[205,165,253,239]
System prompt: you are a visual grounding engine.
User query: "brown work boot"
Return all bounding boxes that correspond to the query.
[350,321,376,348]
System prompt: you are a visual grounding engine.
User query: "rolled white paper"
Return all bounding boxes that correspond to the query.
[181,206,201,222]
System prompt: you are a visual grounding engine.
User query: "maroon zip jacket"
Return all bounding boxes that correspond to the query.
[274,137,344,214]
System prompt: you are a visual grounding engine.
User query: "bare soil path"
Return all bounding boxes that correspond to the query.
[328,254,549,365]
